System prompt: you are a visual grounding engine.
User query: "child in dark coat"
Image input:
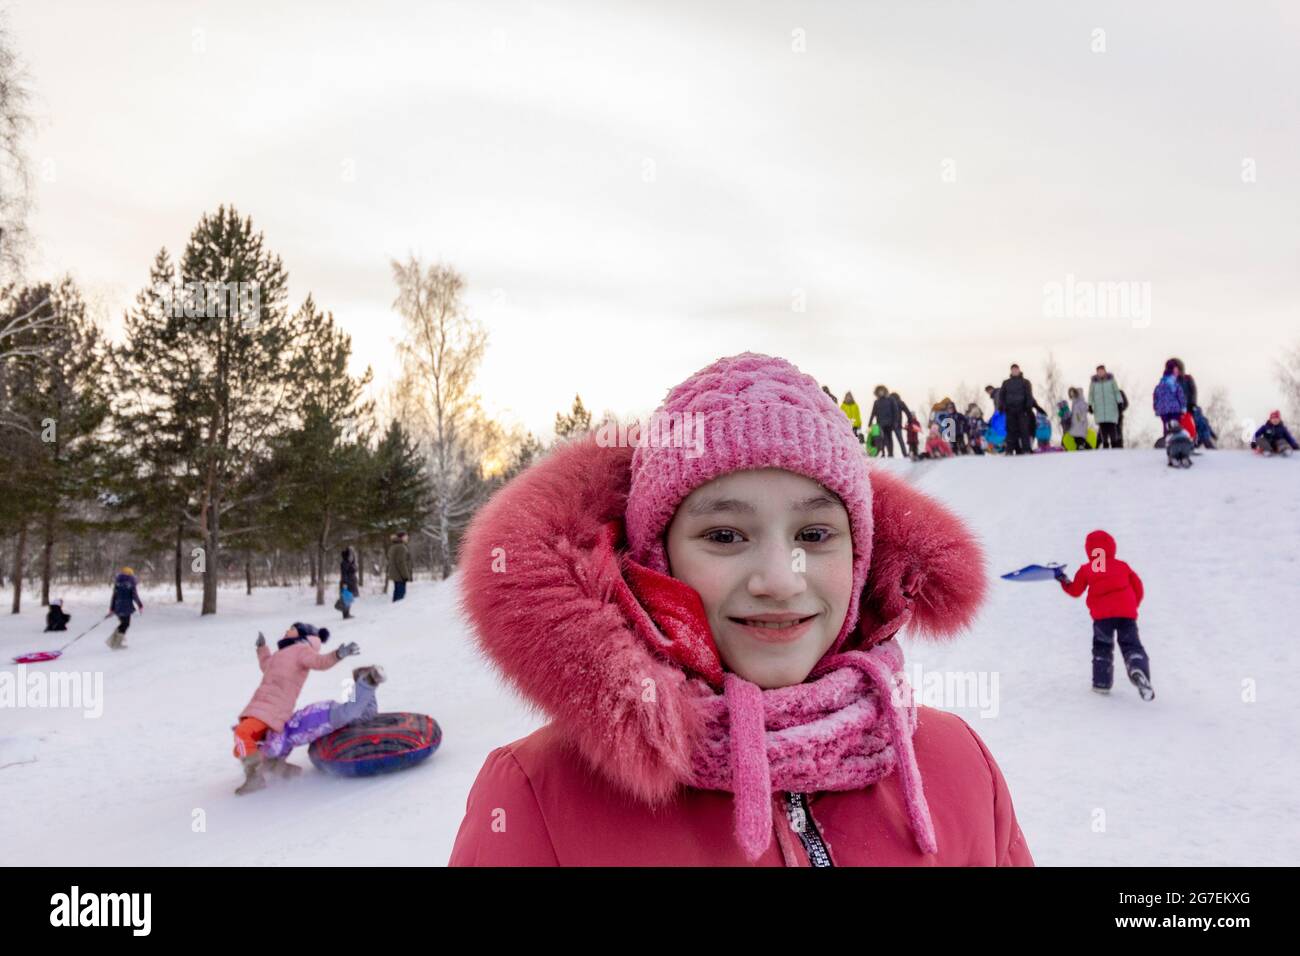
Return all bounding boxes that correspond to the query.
[906,418,921,460]
[1165,423,1194,467]
[1253,410,1298,456]
[45,599,71,632]
[1054,530,1153,700]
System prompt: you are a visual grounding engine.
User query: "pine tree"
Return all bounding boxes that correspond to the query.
[369,419,431,538]
[264,296,375,605]
[113,206,296,614]
[502,431,545,482]
[108,249,204,602]
[555,395,592,440]
[3,280,110,605]
[0,279,109,610]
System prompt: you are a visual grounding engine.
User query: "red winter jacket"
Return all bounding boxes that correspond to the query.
[449,435,1033,867]
[1059,530,1144,620]
[450,711,1031,866]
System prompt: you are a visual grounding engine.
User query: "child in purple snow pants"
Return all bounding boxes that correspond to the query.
[260,667,383,759]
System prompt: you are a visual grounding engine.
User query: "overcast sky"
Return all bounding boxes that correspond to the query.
[11,0,1300,439]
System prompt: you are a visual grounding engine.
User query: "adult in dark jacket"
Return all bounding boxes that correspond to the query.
[339,547,360,618]
[998,365,1044,455]
[1253,411,1298,455]
[890,392,913,460]
[387,532,413,601]
[867,386,901,457]
[107,568,143,650]
[985,384,1002,412]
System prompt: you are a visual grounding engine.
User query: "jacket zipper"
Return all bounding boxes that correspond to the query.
[786,792,834,867]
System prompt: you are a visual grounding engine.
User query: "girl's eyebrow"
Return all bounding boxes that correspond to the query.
[686,494,840,516]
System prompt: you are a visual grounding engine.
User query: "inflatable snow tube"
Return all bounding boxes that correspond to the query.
[309,712,441,778]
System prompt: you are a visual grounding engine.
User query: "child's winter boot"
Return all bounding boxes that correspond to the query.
[353,664,387,687]
[263,757,303,779]
[105,628,126,650]
[235,754,267,795]
[1127,666,1155,701]
[1091,684,1110,695]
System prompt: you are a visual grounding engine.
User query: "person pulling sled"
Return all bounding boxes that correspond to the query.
[106,568,143,649]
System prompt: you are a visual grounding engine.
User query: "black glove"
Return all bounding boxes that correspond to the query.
[255,632,266,648]
[1053,567,1068,582]
[336,642,360,659]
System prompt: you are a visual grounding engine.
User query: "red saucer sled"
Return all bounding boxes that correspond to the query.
[12,614,113,664]
[12,650,62,664]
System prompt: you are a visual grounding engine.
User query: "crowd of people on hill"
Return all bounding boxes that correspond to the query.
[824,356,1292,462]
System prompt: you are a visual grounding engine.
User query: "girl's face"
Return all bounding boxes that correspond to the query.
[664,468,854,689]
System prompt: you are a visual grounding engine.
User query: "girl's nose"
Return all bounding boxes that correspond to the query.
[746,540,808,600]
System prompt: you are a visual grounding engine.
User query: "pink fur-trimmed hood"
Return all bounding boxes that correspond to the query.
[456,434,987,807]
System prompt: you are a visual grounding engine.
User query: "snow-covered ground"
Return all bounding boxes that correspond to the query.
[2,448,1297,865]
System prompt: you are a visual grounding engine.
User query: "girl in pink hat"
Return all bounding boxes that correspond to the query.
[450,352,1033,866]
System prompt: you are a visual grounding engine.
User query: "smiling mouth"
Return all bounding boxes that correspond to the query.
[728,614,818,630]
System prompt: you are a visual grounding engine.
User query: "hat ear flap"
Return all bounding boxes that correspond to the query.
[857,468,987,643]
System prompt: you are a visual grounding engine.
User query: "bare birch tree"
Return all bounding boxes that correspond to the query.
[0,20,33,280]
[0,292,54,433]
[1277,341,1300,423]
[1203,386,1244,449]
[391,256,489,579]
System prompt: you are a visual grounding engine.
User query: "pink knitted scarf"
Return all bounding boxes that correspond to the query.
[685,637,937,861]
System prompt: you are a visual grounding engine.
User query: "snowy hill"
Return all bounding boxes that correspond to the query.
[2,448,1297,865]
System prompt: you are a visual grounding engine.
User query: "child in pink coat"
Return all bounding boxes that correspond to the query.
[232,622,360,794]
[925,422,955,458]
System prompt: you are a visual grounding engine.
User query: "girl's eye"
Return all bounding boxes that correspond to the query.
[703,529,743,545]
[798,527,836,544]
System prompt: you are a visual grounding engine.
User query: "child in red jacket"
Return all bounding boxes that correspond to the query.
[1054,530,1154,700]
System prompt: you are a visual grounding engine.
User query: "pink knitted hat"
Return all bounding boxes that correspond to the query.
[625,352,873,656]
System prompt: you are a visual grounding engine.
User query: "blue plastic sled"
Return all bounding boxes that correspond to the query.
[987,411,1006,442]
[1001,563,1066,582]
